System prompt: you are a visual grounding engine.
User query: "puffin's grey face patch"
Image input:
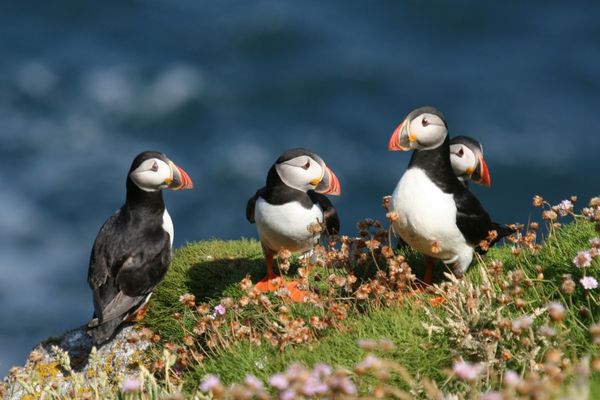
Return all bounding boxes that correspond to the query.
[408,113,447,150]
[275,155,324,192]
[450,143,477,178]
[129,158,172,192]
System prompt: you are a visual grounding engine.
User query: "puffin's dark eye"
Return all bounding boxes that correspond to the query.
[457,148,464,158]
[422,118,429,127]
[302,161,310,170]
[151,161,159,172]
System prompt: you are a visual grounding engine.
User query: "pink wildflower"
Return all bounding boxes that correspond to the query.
[580,276,598,290]
[573,251,592,268]
[244,375,264,391]
[557,200,573,216]
[213,304,226,316]
[504,370,520,387]
[329,374,357,395]
[200,374,221,392]
[452,360,484,382]
[269,373,289,390]
[358,354,382,370]
[480,392,502,400]
[512,315,533,331]
[121,377,140,393]
[302,376,328,396]
[280,389,296,400]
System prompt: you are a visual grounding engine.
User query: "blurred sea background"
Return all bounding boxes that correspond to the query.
[1,0,599,375]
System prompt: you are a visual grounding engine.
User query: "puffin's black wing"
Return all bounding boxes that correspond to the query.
[309,192,340,235]
[87,209,171,344]
[453,190,493,247]
[246,187,266,224]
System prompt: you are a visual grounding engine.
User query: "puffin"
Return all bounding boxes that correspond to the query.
[449,135,490,188]
[246,148,341,301]
[388,107,512,285]
[87,151,193,346]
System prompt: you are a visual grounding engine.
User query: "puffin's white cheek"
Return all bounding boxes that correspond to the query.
[276,164,308,192]
[419,125,446,147]
[130,171,164,191]
[450,155,468,176]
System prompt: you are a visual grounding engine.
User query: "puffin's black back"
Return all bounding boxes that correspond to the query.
[87,152,172,346]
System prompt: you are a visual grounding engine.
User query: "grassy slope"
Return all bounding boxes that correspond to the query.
[143,220,600,394]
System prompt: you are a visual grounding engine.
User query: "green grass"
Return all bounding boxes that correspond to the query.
[193,305,451,388]
[141,219,600,395]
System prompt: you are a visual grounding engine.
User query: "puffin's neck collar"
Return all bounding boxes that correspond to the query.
[126,177,165,212]
[263,165,312,207]
[408,135,463,193]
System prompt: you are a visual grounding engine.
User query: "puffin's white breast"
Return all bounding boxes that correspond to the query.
[162,209,174,248]
[391,168,470,264]
[254,198,323,253]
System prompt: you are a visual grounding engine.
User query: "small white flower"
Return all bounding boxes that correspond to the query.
[580,276,598,290]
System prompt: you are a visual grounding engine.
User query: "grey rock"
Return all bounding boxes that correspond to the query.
[2,323,153,399]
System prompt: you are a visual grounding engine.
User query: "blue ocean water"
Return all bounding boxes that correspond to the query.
[1,1,599,375]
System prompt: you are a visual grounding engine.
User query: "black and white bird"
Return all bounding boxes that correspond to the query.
[87,151,193,345]
[246,148,341,301]
[450,136,490,188]
[388,107,511,285]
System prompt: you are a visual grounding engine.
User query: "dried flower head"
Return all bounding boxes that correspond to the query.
[562,275,576,294]
[382,195,391,210]
[533,195,544,207]
[28,350,44,363]
[546,302,566,322]
[307,221,324,234]
[386,211,399,223]
[430,240,442,254]
[178,293,196,307]
[542,210,557,221]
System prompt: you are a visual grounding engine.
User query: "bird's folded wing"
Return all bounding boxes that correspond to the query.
[246,187,266,223]
[308,192,340,235]
[454,190,492,246]
[96,290,147,323]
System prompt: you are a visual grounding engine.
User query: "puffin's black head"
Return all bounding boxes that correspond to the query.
[388,106,448,152]
[128,151,194,192]
[269,148,341,195]
[449,136,491,187]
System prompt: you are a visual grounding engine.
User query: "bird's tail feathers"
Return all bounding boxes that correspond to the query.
[87,318,123,347]
[475,223,516,255]
[491,223,516,243]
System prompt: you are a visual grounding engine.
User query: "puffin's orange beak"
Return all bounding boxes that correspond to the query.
[315,166,341,196]
[472,156,491,187]
[168,162,194,190]
[388,118,412,151]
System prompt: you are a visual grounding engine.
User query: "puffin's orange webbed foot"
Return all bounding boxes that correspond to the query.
[254,276,308,302]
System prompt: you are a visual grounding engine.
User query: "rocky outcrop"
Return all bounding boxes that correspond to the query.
[2,324,153,399]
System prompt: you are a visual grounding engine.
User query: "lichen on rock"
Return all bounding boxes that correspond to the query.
[2,324,153,399]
